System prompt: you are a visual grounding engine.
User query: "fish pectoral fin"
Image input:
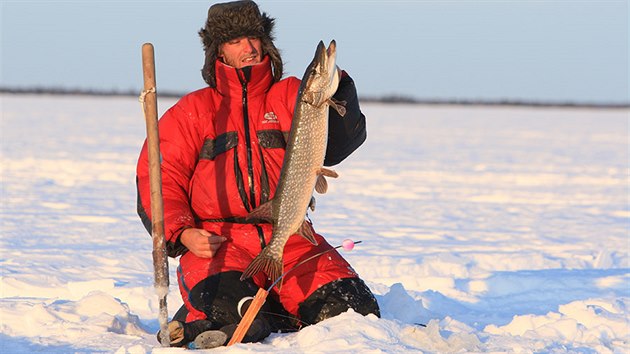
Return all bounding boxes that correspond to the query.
[246,200,274,223]
[297,220,318,245]
[314,168,338,194]
[320,168,339,178]
[309,196,316,211]
[315,175,328,194]
[329,98,347,117]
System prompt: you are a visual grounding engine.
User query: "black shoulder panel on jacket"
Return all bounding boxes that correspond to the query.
[324,74,367,166]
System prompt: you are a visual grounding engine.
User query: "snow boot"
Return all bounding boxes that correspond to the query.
[156,319,214,347]
[189,330,228,349]
[187,318,271,349]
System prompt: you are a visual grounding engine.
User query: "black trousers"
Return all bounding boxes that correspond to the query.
[175,271,380,331]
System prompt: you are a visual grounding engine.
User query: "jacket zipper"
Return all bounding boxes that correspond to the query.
[238,68,266,249]
[239,69,257,211]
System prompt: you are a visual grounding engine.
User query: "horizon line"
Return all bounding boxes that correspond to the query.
[1,86,628,109]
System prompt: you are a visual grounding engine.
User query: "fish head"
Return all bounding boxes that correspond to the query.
[301,40,340,107]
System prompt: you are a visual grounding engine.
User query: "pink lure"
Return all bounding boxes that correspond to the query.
[342,239,355,251]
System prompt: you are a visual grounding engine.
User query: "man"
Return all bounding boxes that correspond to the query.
[136,0,379,348]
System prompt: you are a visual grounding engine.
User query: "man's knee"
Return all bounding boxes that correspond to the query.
[187,271,297,332]
[298,277,380,325]
[188,271,260,325]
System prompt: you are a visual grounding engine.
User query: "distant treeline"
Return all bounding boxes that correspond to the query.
[1,86,628,109]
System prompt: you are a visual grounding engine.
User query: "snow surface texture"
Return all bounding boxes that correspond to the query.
[1,95,628,353]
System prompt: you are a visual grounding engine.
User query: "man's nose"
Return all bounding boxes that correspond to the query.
[245,39,258,54]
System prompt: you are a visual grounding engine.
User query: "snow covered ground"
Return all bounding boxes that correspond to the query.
[1,94,628,353]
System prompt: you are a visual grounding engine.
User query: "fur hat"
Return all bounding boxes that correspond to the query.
[199,0,283,87]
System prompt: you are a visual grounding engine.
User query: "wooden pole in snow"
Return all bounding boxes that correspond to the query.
[140,42,170,347]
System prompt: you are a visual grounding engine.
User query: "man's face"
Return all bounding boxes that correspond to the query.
[218,37,263,69]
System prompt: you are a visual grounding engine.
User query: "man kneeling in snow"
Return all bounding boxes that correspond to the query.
[136,0,379,349]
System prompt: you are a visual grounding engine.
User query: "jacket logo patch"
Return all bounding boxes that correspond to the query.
[263,112,279,124]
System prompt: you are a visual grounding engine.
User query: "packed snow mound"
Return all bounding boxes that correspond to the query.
[291,311,481,353]
[378,282,432,324]
[189,310,481,354]
[0,292,147,343]
[485,298,630,353]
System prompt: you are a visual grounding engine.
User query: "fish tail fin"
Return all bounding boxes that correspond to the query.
[241,248,284,288]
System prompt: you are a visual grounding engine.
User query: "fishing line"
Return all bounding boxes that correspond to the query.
[268,240,362,291]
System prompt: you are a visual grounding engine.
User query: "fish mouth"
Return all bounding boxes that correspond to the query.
[301,40,340,107]
[325,40,337,82]
[313,40,337,81]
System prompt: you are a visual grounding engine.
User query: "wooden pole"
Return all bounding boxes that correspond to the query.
[227,287,269,346]
[141,42,170,347]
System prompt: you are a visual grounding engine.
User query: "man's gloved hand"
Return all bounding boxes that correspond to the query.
[337,67,349,79]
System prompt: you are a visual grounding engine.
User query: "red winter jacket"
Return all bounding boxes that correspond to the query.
[137,55,366,259]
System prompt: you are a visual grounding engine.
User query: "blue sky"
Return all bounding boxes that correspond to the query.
[1,0,628,103]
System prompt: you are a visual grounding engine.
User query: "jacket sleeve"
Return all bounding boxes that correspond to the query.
[136,103,202,258]
[323,71,367,166]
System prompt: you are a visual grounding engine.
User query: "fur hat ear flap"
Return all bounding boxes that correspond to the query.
[199,0,283,88]
[201,41,219,88]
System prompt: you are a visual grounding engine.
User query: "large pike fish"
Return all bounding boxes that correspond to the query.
[240,40,345,287]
